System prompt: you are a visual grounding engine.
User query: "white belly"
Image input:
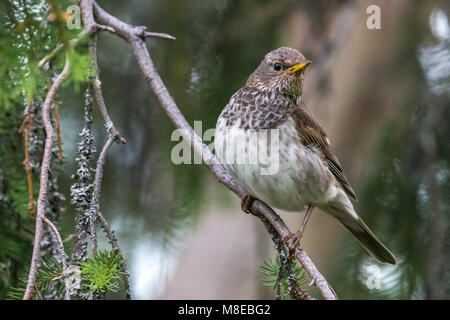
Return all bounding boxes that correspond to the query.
[215,117,335,211]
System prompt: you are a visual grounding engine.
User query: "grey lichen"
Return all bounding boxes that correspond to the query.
[70,87,97,299]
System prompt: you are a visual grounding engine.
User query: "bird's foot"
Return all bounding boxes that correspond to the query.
[282,230,303,253]
[241,194,255,214]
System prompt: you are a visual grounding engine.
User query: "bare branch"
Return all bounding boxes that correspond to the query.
[34,285,43,300]
[80,0,114,34]
[128,25,176,41]
[42,216,70,300]
[92,1,338,300]
[23,0,125,300]
[88,35,126,144]
[37,42,64,69]
[82,15,130,296]
[18,104,35,214]
[23,54,71,300]
[53,99,64,164]
[143,31,176,41]
[88,136,113,253]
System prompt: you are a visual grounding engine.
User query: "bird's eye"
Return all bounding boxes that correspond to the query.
[273,63,282,71]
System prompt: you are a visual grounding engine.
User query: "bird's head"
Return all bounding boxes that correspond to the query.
[246,47,311,98]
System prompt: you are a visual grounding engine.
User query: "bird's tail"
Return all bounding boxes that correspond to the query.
[341,216,396,264]
[321,202,396,265]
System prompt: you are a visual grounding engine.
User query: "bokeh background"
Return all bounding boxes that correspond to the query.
[1,0,449,299]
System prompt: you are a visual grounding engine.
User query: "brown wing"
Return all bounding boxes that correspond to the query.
[291,105,357,201]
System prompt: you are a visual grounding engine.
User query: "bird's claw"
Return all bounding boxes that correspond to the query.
[241,194,255,214]
[282,230,303,253]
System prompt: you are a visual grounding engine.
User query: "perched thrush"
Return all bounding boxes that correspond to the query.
[215,47,396,264]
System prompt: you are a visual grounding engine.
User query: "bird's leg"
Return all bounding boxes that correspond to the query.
[300,204,313,234]
[241,193,255,214]
[283,205,314,252]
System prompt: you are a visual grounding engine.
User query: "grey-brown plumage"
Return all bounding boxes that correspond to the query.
[215,47,396,264]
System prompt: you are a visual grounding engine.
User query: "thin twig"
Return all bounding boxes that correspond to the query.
[143,31,176,41]
[92,1,338,300]
[42,216,70,300]
[83,20,129,297]
[52,99,64,164]
[88,34,126,144]
[37,0,115,70]
[37,29,89,68]
[38,43,64,69]
[23,54,70,300]
[89,136,113,253]
[34,285,43,300]
[18,105,35,215]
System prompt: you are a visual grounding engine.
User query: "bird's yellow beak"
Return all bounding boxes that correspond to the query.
[286,60,311,74]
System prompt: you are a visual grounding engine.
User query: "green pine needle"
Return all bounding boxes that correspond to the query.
[6,258,65,300]
[80,250,127,296]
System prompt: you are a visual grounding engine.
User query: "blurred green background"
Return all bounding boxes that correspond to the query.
[0,0,449,299]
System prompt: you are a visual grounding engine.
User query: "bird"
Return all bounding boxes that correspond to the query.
[214,47,396,264]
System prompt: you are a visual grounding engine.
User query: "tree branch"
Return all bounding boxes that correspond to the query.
[91,1,338,300]
[143,31,176,41]
[265,217,315,300]
[18,105,35,214]
[84,18,130,297]
[23,54,71,300]
[80,0,114,34]
[42,216,70,300]
[88,34,126,144]
[88,136,113,253]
